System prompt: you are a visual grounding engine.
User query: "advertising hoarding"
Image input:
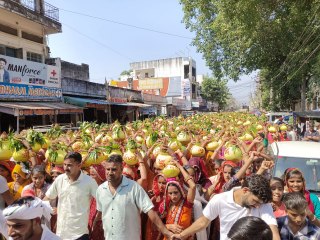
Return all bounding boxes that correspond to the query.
[0,54,61,100]
[138,78,163,90]
[181,79,191,97]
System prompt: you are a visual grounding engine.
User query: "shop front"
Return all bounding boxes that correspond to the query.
[107,86,149,123]
[0,101,83,132]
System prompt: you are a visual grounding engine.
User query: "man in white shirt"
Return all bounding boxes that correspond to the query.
[171,174,280,240]
[3,196,60,240]
[95,154,172,240]
[44,152,98,240]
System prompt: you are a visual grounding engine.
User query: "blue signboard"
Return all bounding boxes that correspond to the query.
[0,82,62,100]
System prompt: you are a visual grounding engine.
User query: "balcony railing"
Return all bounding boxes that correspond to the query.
[20,0,59,22]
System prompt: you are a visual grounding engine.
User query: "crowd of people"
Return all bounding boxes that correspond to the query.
[0,114,320,240]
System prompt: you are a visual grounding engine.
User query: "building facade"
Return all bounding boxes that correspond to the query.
[0,0,83,132]
[117,57,201,116]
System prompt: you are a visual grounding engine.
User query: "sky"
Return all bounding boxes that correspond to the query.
[45,0,255,105]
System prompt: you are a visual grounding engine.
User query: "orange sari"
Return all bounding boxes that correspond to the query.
[164,200,193,240]
[162,181,193,240]
[166,199,193,226]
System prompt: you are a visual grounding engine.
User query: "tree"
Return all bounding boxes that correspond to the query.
[180,0,320,110]
[201,75,230,110]
[120,69,132,76]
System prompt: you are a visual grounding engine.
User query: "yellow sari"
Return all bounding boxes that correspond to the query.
[8,164,30,200]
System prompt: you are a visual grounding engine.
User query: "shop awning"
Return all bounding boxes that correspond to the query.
[119,102,152,108]
[0,101,83,116]
[64,96,111,108]
[293,111,320,118]
[64,96,151,108]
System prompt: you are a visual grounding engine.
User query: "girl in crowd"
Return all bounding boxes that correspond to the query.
[50,166,64,182]
[22,165,51,199]
[0,161,14,182]
[208,160,237,197]
[88,164,106,240]
[160,161,196,240]
[8,163,30,200]
[284,168,320,223]
[270,177,286,218]
[146,174,167,240]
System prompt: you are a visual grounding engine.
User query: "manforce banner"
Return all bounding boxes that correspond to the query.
[0,54,61,100]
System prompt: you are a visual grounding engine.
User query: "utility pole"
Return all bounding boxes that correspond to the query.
[105,78,112,123]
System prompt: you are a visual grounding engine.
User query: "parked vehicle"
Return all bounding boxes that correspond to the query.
[266,112,292,123]
[270,141,320,196]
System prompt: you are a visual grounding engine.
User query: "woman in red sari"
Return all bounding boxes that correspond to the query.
[160,161,196,240]
[146,173,167,240]
[88,164,106,240]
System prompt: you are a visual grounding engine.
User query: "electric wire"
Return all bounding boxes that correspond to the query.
[59,8,193,40]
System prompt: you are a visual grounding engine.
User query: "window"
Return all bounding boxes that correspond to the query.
[184,65,189,79]
[27,52,43,63]
[6,47,17,57]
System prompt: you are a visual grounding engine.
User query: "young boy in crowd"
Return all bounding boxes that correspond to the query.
[277,192,320,239]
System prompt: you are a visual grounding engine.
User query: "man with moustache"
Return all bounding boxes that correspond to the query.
[95,154,172,240]
[44,152,98,240]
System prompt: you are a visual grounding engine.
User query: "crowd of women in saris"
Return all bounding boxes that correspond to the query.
[0,118,319,240]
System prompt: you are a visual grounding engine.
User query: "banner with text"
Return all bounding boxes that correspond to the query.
[0,83,62,100]
[0,54,61,100]
[138,78,163,90]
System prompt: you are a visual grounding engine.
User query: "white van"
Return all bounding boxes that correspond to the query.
[266,112,292,123]
[270,141,320,195]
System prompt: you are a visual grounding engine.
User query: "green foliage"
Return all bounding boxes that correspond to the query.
[180,0,320,109]
[201,75,230,110]
[120,69,133,76]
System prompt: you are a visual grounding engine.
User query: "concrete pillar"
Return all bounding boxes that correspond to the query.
[34,0,44,14]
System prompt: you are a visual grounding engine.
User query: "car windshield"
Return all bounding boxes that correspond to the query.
[273,157,320,192]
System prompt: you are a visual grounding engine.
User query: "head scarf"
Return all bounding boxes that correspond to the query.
[21,188,35,198]
[90,164,106,182]
[188,157,208,181]
[50,166,64,174]
[0,160,15,182]
[214,161,237,194]
[122,165,137,180]
[3,197,53,222]
[221,160,238,169]
[284,168,315,214]
[159,180,186,217]
[11,163,29,181]
[152,173,166,197]
[188,157,212,189]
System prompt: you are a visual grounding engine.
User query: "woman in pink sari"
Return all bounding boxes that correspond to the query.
[88,164,106,240]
